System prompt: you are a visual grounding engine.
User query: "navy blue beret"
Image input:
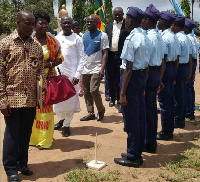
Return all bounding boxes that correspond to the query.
[145,4,160,22]
[160,11,176,24]
[126,6,145,22]
[185,18,196,29]
[174,15,185,26]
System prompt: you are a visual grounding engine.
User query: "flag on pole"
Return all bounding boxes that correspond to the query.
[169,0,185,16]
[94,0,105,31]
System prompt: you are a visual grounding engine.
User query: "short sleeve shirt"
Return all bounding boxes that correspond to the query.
[82,30,109,74]
[120,27,151,70]
[176,31,192,64]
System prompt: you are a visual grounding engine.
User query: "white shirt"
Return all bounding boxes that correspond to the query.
[110,20,123,52]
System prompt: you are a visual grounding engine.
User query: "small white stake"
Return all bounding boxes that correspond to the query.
[86,132,106,170]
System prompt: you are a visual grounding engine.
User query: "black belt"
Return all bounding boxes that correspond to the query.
[149,66,159,70]
[120,69,143,74]
[166,61,174,65]
[108,51,120,59]
[179,63,188,65]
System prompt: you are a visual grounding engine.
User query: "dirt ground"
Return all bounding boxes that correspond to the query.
[1,68,200,182]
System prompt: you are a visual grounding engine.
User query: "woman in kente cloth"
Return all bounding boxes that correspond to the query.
[30,10,63,149]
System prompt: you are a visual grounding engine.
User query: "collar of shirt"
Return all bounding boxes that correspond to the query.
[161,28,171,36]
[176,31,184,36]
[130,27,142,35]
[113,20,123,25]
[147,28,157,35]
[12,29,33,43]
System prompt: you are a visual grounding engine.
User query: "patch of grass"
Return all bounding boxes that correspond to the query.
[64,168,121,182]
[128,168,138,179]
[159,148,200,182]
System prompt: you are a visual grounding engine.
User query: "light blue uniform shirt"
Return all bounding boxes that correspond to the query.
[120,27,152,70]
[161,28,179,62]
[176,31,192,64]
[187,33,198,59]
[147,28,165,66]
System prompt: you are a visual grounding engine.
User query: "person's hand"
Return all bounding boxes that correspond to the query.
[99,69,104,80]
[44,60,52,69]
[72,77,79,85]
[186,73,192,83]
[157,82,165,94]
[120,94,128,106]
[1,104,11,116]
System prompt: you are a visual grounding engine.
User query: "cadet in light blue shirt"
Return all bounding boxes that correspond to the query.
[185,18,198,120]
[157,11,177,140]
[114,7,150,168]
[120,27,151,70]
[141,4,165,153]
[171,15,192,129]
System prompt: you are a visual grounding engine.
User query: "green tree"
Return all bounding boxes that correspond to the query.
[0,0,58,35]
[181,0,191,18]
[104,0,113,24]
[72,0,113,32]
[195,21,200,30]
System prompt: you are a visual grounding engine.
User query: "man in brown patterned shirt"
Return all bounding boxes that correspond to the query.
[1,10,45,182]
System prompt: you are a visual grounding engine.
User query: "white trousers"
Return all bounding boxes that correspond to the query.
[56,111,74,127]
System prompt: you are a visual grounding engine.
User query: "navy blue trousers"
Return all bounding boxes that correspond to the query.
[174,64,189,125]
[158,63,177,134]
[145,69,161,146]
[3,107,36,176]
[121,71,146,161]
[186,59,197,118]
[104,69,110,98]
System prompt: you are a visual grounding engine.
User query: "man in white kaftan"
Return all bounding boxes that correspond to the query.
[53,16,84,137]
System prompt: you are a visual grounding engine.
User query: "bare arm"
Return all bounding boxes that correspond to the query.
[186,54,192,82]
[120,61,133,106]
[99,48,108,79]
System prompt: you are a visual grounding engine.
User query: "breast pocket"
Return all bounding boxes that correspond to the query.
[29,55,39,71]
[93,40,101,53]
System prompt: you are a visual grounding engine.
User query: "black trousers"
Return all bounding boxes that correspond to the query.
[3,107,36,176]
[106,51,121,102]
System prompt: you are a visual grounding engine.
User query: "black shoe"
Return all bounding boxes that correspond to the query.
[80,114,95,121]
[143,142,157,153]
[174,122,185,129]
[118,105,122,113]
[109,101,115,107]
[18,166,33,176]
[189,115,195,120]
[157,132,173,140]
[7,174,19,182]
[105,96,110,101]
[54,119,64,130]
[186,115,195,121]
[97,107,105,121]
[114,157,141,168]
[62,127,70,137]
[120,154,143,165]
